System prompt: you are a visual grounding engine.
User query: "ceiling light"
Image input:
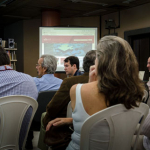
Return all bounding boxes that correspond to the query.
[83,9,106,16]
[122,0,135,4]
[70,0,107,6]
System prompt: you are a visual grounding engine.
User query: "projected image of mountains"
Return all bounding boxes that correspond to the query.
[44,43,92,56]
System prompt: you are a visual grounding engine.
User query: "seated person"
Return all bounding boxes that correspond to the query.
[26,54,63,149]
[0,46,38,150]
[34,54,63,92]
[46,36,145,150]
[145,57,150,106]
[0,46,38,99]
[64,56,83,77]
[38,50,96,150]
[132,110,150,150]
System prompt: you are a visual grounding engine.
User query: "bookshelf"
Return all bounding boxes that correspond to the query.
[4,47,17,70]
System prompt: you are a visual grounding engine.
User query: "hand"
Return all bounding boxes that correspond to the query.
[89,65,97,82]
[46,118,73,131]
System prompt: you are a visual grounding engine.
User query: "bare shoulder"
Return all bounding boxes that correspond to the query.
[70,84,78,96]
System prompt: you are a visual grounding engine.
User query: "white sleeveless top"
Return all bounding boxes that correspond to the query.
[66,84,110,150]
[66,84,89,150]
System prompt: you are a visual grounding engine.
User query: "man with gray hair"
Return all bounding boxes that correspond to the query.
[26,54,62,149]
[33,54,62,92]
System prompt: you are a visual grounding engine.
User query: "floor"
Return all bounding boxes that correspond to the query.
[30,131,52,150]
[32,131,40,150]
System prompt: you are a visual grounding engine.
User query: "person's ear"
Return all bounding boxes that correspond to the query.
[73,64,76,69]
[43,67,47,73]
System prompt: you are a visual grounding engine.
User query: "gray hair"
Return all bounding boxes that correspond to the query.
[40,54,57,74]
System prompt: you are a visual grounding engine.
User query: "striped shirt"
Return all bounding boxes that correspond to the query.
[0,65,38,100]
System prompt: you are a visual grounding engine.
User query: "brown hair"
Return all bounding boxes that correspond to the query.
[96,36,145,109]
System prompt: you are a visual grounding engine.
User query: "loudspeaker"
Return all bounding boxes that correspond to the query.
[0,38,2,47]
[8,38,14,48]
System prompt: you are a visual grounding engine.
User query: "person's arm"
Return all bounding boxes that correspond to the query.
[46,118,73,131]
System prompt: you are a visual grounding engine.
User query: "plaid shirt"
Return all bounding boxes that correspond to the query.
[0,65,38,100]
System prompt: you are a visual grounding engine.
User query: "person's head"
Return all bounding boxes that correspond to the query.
[0,46,10,66]
[83,50,96,72]
[64,56,79,76]
[147,57,150,71]
[36,54,57,77]
[96,35,144,109]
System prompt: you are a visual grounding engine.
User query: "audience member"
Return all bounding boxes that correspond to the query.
[0,46,38,99]
[132,109,150,150]
[140,111,150,150]
[33,54,63,92]
[147,57,150,72]
[38,50,96,150]
[147,57,150,99]
[0,46,38,150]
[131,57,150,150]
[26,54,63,149]
[64,56,83,77]
[46,36,145,150]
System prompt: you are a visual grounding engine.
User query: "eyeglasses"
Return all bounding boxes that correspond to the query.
[36,63,40,67]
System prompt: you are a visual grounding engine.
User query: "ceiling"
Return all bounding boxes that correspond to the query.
[0,0,150,29]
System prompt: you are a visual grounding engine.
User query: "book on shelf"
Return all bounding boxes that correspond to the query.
[11,63,13,69]
[6,50,11,60]
[10,62,16,70]
[13,62,16,70]
[13,51,17,60]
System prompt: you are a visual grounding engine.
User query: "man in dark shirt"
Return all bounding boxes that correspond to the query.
[64,56,83,77]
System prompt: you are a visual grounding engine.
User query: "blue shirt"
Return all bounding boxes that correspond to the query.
[0,65,38,100]
[33,74,63,92]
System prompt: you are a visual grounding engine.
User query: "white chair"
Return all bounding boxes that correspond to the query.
[80,103,149,150]
[67,101,72,118]
[0,95,38,150]
[142,90,149,103]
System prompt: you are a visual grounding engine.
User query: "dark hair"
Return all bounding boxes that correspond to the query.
[97,36,145,109]
[64,56,79,69]
[0,46,10,66]
[83,50,96,72]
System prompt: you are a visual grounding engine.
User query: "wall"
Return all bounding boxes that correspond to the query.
[4,3,150,77]
[101,3,150,38]
[22,16,100,77]
[61,16,100,40]
[4,21,24,72]
[23,19,41,76]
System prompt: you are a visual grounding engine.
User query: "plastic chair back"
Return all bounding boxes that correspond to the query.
[32,90,57,131]
[143,90,149,103]
[0,95,38,150]
[80,103,149,150]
